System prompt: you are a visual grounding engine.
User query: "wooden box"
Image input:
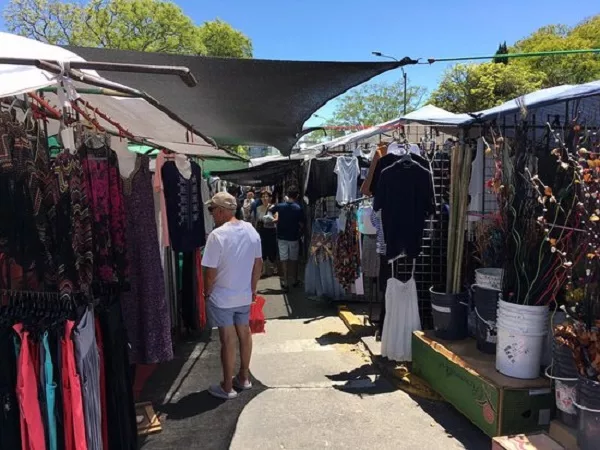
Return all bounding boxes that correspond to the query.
[412,331,554,437]
[492,432,564,449]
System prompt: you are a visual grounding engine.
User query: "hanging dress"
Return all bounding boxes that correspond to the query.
[120,155,173,365]
[381,259,421,362]
[79,140,128,286]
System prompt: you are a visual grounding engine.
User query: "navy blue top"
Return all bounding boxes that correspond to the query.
[161,161,206,252]
[272,201,304,241]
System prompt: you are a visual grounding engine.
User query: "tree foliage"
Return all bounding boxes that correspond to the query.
[429,62,546,113]
[329,79,427,127]
[3,0,253,57]
[430,14,600,113]
[493,41,509,64]
[511,17,600,86]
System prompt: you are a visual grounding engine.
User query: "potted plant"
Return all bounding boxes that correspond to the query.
[430,135,472,340]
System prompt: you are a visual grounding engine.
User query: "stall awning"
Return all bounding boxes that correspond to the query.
[0,32,232,158]
[211,159,303,186]
[66,46,409,156]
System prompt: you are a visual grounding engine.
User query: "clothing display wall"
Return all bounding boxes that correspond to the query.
[0,106,185,449]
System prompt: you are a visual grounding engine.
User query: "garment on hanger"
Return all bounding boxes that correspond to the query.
[305,218,345,300]
[334,156,360,204]
[361,234,379,278]
[381,259,421,362]
[79,141,129,285]
[305,157,338,204]
[366,150,432,197]
[357,203,376,235]
[360,142,387,196]
[0,327,21,450]
[161,160,206,252]
[121,154,173,365]
[73,307,102,450]
[468,138,485,222]
[357,155,370,190]
[200,177,214,235]
[333,208,360,289]
[153,151,172,248]
[53,152,94,296]
[374,156,435,260]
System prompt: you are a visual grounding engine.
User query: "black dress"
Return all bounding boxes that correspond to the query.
[161,161,206,252]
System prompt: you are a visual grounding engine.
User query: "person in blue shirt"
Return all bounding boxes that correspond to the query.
[271,187,304,290]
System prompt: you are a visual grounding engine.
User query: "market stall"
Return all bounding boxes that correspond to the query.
[0,33,242,449]
[407,80,600,448]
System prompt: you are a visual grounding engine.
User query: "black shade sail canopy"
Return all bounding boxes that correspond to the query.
[67,46,409,156]
[211,159,303,187]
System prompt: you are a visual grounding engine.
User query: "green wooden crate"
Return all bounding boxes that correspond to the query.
[412,331,553,437]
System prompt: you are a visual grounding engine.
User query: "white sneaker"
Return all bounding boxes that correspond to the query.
[233,376,253,391]
[208,384,238,400]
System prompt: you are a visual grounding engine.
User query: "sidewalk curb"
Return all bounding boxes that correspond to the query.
[337,306,444,402]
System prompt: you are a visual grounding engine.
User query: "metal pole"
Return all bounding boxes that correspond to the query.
[402,69,407,115]
[0,57,197,87]
[32,59,217,148]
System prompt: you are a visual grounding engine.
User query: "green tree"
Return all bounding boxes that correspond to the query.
[3,0,253,57]
[493,41,509,64]
[329,79,428,127]
[429,62,546,113]
[198,19,252,58]
[511,17,600,85]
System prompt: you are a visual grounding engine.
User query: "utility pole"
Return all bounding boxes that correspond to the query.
[372,51,407,115]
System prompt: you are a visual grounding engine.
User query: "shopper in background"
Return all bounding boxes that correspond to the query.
[227,186,244,220]
[271,187,304,291]
[254,189,278,277]
[202,192,262,400]
[242,190,255,221]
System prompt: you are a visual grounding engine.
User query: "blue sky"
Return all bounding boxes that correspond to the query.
[1,0,599,126]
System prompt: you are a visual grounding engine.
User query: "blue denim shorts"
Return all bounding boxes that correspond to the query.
[207,303,251,328]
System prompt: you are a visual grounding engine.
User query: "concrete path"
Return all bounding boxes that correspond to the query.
[141,276,489,449]
[230,293,488,450]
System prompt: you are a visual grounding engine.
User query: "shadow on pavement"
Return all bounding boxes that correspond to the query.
[260,276,338,320]
[138,330,268,450]
[326,363,397,396]
[410,396,490,449]
[157,390,225,420]
[315,331,362,346]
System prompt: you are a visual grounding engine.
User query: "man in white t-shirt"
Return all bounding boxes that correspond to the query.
[202,192,263,400]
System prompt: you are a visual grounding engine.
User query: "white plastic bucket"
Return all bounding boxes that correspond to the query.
[496,303,549,379]
[475,268,503,290]
[496,318,547,335]
[498,299,548,315]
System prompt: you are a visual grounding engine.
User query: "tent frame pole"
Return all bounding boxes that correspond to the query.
[0,57,197,87]
[0,58,218,149]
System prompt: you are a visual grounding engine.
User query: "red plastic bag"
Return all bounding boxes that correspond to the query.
[250,295,266,334]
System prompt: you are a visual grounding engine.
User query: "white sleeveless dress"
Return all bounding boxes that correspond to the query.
[381,259,422,362]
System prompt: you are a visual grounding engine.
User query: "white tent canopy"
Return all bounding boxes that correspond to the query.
[401,104,471,125]
[0,32,229,157]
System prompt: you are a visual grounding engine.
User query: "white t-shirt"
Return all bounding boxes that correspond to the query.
[334,156,360,204]
[202,221,262,308]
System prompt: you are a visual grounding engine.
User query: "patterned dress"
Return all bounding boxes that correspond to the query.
[80,141,128,285]
[53,152,94,296]
[120,155,173,364]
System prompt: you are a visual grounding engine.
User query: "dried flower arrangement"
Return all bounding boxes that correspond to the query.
[555,322,600,381]
[485,118,600,309]
[473,213,505,268]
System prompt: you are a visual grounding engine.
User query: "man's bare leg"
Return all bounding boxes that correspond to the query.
[219,326,237,392]
[235,323,253,383]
